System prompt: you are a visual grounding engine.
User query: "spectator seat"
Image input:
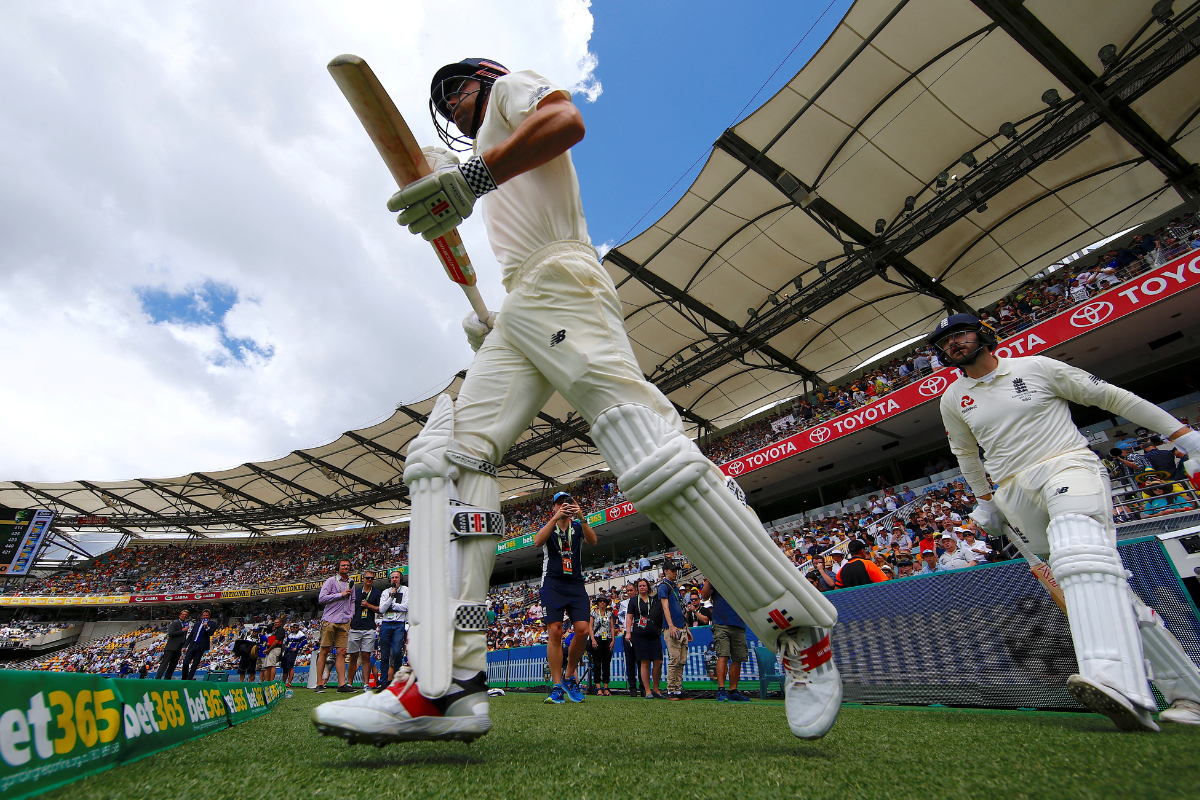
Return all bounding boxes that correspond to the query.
[754,645,784,700]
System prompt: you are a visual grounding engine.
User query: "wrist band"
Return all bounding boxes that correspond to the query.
[460,155,498,197]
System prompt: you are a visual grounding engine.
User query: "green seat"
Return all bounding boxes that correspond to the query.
[754,645,784,700]
[204,671,229,682]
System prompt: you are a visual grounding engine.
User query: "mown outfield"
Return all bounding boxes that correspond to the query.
[41,690,1200,800]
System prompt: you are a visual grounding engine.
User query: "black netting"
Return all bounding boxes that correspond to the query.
[828,537,1200,710]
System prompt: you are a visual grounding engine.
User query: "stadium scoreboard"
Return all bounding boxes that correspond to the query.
[0,506,56,575]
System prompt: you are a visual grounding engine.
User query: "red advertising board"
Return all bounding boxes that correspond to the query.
[584,247,1200,522]
[129,591,222,604]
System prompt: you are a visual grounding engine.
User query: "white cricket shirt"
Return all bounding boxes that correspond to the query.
[940,356,1183,494]
[474,70,591,289]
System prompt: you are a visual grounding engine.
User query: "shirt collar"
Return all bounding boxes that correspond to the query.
[958,356,1013,389]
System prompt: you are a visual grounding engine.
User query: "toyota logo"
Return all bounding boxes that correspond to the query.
[727,461,745,476]
[1070,301,1113,328]
[918,376,948,397]
[809,426,832,444]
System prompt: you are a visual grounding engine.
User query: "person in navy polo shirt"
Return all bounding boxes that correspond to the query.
[535,491,597,704]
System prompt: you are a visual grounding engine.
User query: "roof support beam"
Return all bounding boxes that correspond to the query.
[292,450,384,491]
[971,0,1200,197]
[244,464,380,527]
[138,480,266,536]
[77,481,208,537]
[604,248,824,384]
[12,481,143,539]
[714,130,972,314]
[193,473,324,533]
[344,431,408,464]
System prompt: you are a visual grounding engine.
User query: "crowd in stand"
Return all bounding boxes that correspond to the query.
[18,527,410,597]
[0,622,74,647]
[22,624,166,674]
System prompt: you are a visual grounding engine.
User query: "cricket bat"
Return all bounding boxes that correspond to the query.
[327,54,490,323]
[1003,523,1068,615]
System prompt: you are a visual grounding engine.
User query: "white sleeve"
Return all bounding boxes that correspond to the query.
[397,586,409,615]
[492,70,571,129]
[940,393,991,496]
[379,590,393,614]
[1037,358,1183,436]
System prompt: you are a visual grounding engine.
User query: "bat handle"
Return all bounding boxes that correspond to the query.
[463,284,492,327]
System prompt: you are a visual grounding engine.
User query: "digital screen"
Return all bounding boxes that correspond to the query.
[0,506,56,575]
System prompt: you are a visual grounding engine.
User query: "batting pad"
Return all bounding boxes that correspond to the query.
[1137,601,1200,705]
[1048,513,1154,711]
[591,403,836,647]
[404,394,501,698]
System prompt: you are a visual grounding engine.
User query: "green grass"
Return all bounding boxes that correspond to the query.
[40,691,1200,800]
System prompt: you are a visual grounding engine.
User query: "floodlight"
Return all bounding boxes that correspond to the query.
[1042,88,1061,107]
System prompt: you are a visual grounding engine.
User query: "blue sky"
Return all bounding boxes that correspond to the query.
[574,0,853,249]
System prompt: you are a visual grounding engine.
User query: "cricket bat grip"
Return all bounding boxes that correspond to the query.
[463,283,491,326]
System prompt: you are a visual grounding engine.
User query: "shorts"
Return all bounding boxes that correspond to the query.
[711,624,749,663]
[319,620,350,649]
[262,648,281,668]
[255,657,265,672]
[238,655,255,673]
[539,581,591,626]
[347,629,377,655]
[282,651,298,670]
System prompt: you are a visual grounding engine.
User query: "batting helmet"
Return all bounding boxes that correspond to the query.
[429,58,510,150]
[927,313,998,366]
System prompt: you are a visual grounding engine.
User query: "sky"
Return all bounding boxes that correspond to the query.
[0,0,852,498]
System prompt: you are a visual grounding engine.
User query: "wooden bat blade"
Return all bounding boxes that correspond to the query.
[327,54,430,188]
[328,54,482,300]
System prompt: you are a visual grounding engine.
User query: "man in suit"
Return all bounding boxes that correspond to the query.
[180,608,216,680]
[156,609,188,679]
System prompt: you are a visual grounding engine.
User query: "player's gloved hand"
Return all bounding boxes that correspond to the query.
[421,145,459,172]
[1173,429,1200,478]
[386,155,497,242]
[462,311,498,352]
[969,497,1006,537]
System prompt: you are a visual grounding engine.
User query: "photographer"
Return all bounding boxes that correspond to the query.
[659,561,690,700]
[315,558,354,693]
[378,569,409,687]
[282,624,306,686]
[534,492,597,704]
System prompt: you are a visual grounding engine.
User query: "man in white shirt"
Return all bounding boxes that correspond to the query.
[315,59,840,745]
[935,536,975,571]
[932,313,1200,731]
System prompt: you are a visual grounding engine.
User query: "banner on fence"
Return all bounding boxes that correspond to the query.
[0,674,283,800]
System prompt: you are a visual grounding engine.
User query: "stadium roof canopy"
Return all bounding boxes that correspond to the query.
[605,0,1200,431]
[4,0,1200,542]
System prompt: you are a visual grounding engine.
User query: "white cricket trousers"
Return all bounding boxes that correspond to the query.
[447,241,682,674]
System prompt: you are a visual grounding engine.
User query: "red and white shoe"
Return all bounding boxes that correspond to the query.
[311,667,492,744]
[779,627,842,740]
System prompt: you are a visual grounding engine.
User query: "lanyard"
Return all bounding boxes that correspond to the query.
[555,522,574,555]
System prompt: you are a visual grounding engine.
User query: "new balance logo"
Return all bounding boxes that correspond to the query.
[1056,486,1069,494]
[550,329,566,347]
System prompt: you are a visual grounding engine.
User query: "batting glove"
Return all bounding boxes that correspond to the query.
[387,155,497,241]
[462,311,497,352]
[969,497,1006,537]
[1173,430,1200,478]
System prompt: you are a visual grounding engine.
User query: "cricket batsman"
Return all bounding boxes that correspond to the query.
[311,59,841,744]
[932,313,1200,731]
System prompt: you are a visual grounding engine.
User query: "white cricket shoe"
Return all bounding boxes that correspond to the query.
[1067,674,1159,732]
[779,627,842,740]
[1159,698,1200,725]
[311,667,492,745]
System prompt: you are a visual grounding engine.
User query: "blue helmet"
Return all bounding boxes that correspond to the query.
[928,313,997,366]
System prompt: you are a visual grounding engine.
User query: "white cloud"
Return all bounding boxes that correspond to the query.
[0,0,601,482]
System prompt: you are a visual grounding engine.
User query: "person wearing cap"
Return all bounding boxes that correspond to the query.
[658,560,690,699]
[535,491,597,704]
[833,541,887,588]
[827,550,846,577]
[935,535,976,571]
[918,550,939,575]
[960,528,991,564]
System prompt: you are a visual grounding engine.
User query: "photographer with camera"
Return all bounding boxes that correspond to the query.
[659,561,691,699]
[535,491,597,704]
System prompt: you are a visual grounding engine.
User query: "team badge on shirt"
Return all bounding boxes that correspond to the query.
[1012,378,1032,401]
